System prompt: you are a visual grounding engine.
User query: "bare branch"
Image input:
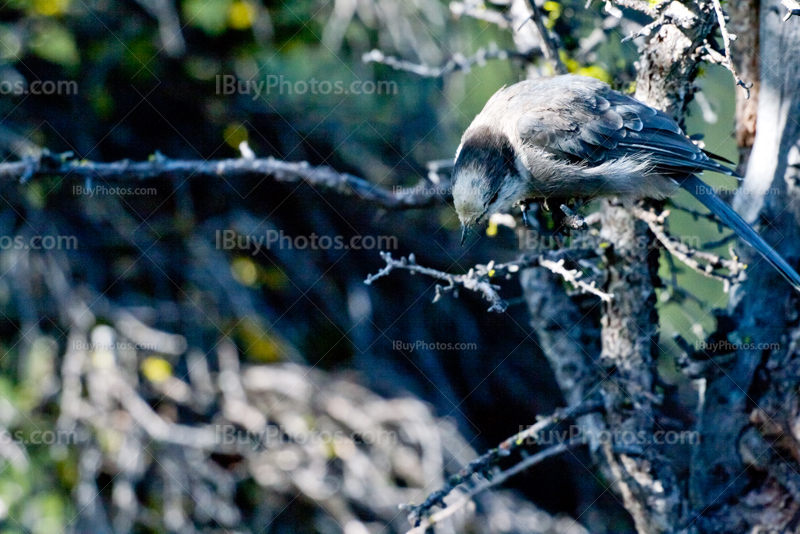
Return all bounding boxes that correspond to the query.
[669,201,725,227]
[133,0,186,57]
[608,0,657,17]
[540,258,613,302]
[631,206,747,291]
[711,0,753,97]
[0,150,448,210]
[364,249,603,313]
[621,17,668,43]
[522,0,567,73]
[405,443,574,534]
[362,45,535,78]
[364,252,507,312]
[702,233,739,250]
[404,400,604,531]
[450,1,511,28]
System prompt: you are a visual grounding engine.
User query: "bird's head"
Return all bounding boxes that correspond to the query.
[452,127,522,245]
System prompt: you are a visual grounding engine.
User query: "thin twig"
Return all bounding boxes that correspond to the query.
[362,46,535,78]
[404,400,604,530]
[522,0,567,74]
[669,201,725,228]
[621,17,668,43]
[631,206,746,291]
[608,0,657,17]
[560,204,589,230]
[711,0,753,98]
[702,232,738,250]
[540,258,613,302]
[450,1,511,28]
[405,443,575,534]
[364,248,603,312]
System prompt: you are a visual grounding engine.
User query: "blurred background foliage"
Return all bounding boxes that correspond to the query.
[0,0,738,532]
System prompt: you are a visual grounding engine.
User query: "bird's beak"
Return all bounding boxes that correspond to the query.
[460,223,468,246]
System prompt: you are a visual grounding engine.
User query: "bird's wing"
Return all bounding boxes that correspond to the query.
[512,80,735,177]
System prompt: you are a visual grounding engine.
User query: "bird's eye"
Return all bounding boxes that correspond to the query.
[485,191,499,207]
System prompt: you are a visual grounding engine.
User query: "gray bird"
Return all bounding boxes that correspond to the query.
[452,74,800,292]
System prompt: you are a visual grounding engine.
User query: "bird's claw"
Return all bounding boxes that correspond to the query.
[515,199,533,228]
[559,204,588,231]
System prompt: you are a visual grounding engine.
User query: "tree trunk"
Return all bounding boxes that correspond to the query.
[521,1,800,532]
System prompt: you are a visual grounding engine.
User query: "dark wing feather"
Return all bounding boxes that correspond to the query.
[513,78,737,177]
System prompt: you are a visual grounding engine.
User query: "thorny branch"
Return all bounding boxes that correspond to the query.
[621,17,668,43]
[631,206,747,291]
[363,248,608,313]
[603,0,657,17]
[363,45,536,78]
[404,400,605,530]
[450,1,512,27]
[540,258,612,302]
[710,0,753,98]
[405,444,575,534]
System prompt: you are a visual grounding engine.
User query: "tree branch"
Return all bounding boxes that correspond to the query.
[711,0,753,97]
[522,0,568,73]
[0,150,448,210]
[363,45,536,78]
[404,400,604,530]
[405,443,575,534]
[631,206,747,291]
[364,249,605,313]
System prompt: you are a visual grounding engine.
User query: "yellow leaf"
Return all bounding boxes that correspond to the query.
[224,123,248,149]
[231,256,258,287]
[559,51,579,73]
[576,65,612,84]
[142,357,172,383]
[34,0,70,16]
[228,1,255,30]
[543,1,560,12]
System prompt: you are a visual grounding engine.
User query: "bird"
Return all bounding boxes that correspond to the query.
[451,74,800,292]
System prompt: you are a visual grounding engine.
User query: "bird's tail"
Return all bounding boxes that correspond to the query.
[680,174,800,292]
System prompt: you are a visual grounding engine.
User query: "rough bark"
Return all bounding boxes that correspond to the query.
[592,3,717,533]
[692,0,800,530]
[728,0,760,172]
